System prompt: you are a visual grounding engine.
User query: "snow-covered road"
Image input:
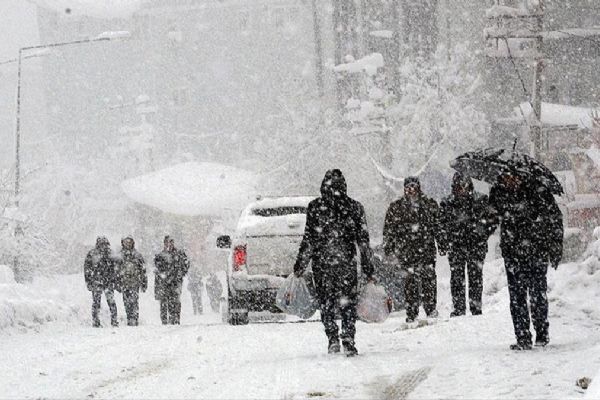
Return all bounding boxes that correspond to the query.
[2,302,599,399]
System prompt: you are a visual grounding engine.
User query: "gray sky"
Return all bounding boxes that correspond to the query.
[0,1,39,60]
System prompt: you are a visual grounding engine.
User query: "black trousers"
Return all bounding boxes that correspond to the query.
[159,284,182,325]
[504,256,549,345]
[449,249,484,315]
[402,263,437,320]
[122,289,140,326]
[315,270,358,344]
[91,288,118,327]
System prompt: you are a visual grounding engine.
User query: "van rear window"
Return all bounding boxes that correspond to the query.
[251,206,307,217]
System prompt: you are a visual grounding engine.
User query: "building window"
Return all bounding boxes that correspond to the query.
[239,11,250,31]
[173,88,189,107]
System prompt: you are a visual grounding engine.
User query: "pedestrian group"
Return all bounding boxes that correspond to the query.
[294,168,562,356]
[83,166,563,356]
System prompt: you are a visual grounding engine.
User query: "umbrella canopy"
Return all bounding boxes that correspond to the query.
[450,148,563,195]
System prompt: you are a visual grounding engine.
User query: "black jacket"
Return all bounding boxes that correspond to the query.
[116,248,147,292]
[383,193,440,265]
[439,177,495,256]
[294,170,373,296]
[154,248,190,299]
[489,178,563,264]
[84,246,117,291]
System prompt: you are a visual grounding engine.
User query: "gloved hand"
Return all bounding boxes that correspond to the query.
[294,269,304,278]
[366,275,376,284]
[550,260,559,270]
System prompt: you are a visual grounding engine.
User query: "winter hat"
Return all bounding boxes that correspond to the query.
[96,236,110,247]
[404,176,421,189]
[121,235,135,247]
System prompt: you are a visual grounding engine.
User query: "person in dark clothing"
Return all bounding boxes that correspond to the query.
[187,268,203,315]
[439,172,496,317]
[294,169,374,357]
[115,236,147,326]
[489,171,563,350]
[383,176,441,323]
[84,236,118,327]
[154,236,190,325]
[206,272,223,313]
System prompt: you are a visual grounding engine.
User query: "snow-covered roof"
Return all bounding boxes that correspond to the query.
[517,102,595,129]
[121,162,258,217]
[29,0,143,19]
[485,5,534,19]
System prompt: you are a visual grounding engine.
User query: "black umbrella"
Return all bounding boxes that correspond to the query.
[450,148,564,195]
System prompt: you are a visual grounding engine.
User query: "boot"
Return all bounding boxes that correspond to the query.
[328,337,340,354]
[509,341,532,351]
[342,339,358,357]
[450,310,465,318]
[535,334,549,347]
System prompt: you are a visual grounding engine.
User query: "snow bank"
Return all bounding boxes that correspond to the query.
[0,274,86,332]
[30,0,142,19]
[121,162,258,217]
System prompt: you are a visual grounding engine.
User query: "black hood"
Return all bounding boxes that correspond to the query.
[121,235,135,249]
[452,172,474,196]
[96,236,110,251]
[320,169,348,201]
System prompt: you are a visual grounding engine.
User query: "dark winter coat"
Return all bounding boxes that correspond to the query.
[84,244,117,291]
[383,193,441,265]
[489,176,563,264]
[294,169,374,298]
[439,175,496,257]
[154,248,190,300]
[116,245,147,292]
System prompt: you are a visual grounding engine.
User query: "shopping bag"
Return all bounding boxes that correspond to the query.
[275,275,318,319]
[357,282,393,323]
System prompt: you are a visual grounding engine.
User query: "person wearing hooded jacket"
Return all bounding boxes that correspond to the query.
[84,236,118,327]
[439,172,495,317]
[489,170,563,350]
[115,236,147,326]
[294,169,374,357]
[383,176,441,323]
[154,236,190,325]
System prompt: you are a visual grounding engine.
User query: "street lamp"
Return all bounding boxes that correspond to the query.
[13,31,130,203]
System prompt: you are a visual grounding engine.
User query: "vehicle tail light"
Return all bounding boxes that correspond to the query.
[233,245,247,272]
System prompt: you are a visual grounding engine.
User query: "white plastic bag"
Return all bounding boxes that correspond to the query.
[275,275,318,319]
[357,282,392,323]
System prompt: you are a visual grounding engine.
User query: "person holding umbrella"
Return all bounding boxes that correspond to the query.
[452,148,563,350]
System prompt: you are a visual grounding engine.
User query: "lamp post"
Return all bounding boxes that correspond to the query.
[13,31,131,203]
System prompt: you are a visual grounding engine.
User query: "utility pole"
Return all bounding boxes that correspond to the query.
[485,0,545,157]
[531,0,545,158]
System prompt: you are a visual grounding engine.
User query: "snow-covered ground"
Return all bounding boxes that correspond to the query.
[1,249,600,399]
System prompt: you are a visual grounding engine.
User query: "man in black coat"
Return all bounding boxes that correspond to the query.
[115,236,147,326]
[294,169,374,356]
[439,172,495,317]
[383,176,440,323]
[489,171,563,350]
[84,236,118,327]
[154,236,190,325]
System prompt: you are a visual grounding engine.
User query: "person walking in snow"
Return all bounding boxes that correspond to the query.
[154,236,190,325]
[439,172,496,317]
[84,236,118,327]
[489,170,563,350]
[294,169,374,357]
[206,272,223,313]
[115,236,147,326]
[383,176,441,323]
[187,268,203,315]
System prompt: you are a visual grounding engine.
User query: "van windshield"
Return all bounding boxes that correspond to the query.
[251,206,307,217]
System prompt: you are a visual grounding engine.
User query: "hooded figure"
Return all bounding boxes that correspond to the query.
[294,169,374,356]
[489,170,563,350]
[439,172,495,317]
[115,236,147,326]
[84,236,118,327]
[383,176,441,323]
[154,236,190,325]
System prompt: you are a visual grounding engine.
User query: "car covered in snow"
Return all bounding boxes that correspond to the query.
[216,196,315,325]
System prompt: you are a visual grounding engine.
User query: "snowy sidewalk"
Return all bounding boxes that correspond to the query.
[1,306,599,399]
